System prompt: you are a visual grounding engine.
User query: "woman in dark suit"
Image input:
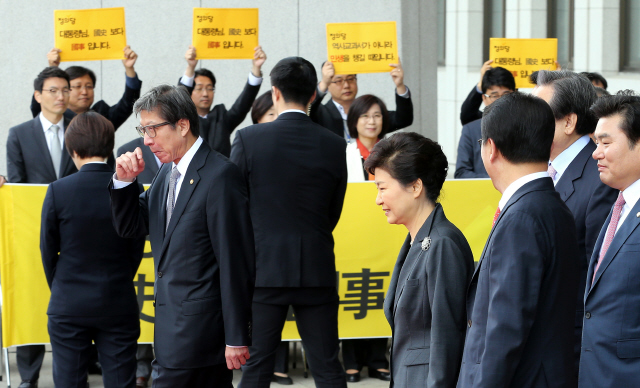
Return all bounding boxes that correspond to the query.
[363,132,474,387]
[40,111,145,388]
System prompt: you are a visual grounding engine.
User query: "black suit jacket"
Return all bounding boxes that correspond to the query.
[457,177,579,388]
[110,141,255,369]
[309,91,414,138]
[454,118,488,178]
[117,137,160,185]
[6,116,77,183]
[460,86,483,126]
[40,163,144,316]
[230,112,347,288]
[180,79,260,157]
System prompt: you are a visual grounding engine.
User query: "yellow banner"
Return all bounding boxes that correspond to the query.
[54,8,127,62]
[326,22,399,75]
[0,180,499,346]
[489,38,558,89]
[193,8,258,60]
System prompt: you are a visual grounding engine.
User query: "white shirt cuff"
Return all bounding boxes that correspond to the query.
[112,173,136,189]
[247,72,263,86]
[397,86,410,98]
[226,345,248,348]
[180,74,195,88]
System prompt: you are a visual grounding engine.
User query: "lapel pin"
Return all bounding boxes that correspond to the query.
[421,237,431,251]
[190,179,194,184]
[636,212,640,218]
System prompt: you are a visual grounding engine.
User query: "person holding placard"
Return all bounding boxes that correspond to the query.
[178,45,266,157]
[30,45,142,131]
[309,60,413,140]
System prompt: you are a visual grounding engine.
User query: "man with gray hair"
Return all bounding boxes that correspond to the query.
[531,70,618,376]
[110,84,256,387]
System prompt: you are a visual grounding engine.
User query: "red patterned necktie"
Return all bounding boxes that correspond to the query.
[492,207,501,227]
[592,192,626,285]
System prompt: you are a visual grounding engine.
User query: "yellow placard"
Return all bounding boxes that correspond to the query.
[0,180,499,346]
[193,8,258,60]
[489,38,558,89]
[54,8,127,62]
[326,22,399,75]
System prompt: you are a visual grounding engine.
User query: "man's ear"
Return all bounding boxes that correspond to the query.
[307,89,317,107]
[272,86,281,103]
[564,113,578,136]
[178,119,190,137]
[34,90,42,104]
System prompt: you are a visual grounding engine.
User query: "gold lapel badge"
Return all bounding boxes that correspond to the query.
[190,179,194,184]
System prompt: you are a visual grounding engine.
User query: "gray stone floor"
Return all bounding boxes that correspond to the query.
[2,346,390,387]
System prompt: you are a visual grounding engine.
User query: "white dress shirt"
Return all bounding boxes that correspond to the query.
[549,135,591,185]
[616,179,640,234]
[498,172,549,211]
[279,109,306,115]
[39,113,65,153]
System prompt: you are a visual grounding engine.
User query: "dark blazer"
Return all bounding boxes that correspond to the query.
[110,141,256,369]
[117,137,161,184]
[385,204,474,388]
[454,118,488,178]
[460,86,483,126]
[580,191,640,387]
[230,112,347,288]
[6,116,77,183]
[554,140,618,369]
[309,91,414,138]
[180,79,260,157]
[40,163,145,316]
[30,81,141,130]
[457,177,580,388]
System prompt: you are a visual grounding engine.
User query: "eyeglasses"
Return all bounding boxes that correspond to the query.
[483,91,513,101]
[70,84,95,91]
[136,122,172,138]
[331,76,357,86]
[42,88,70,96]
[359,113,383,122]
[194,86,215,92]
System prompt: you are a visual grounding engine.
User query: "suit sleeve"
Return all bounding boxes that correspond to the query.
[426,235,474,388]
[30,94,40,118]
[95,77,142,130]
[455,125,481,178]
[178,76,195,95]
[207,162,256,346]
[476,211,546,387]
[388,90,414,132]
[329,143,348,230]
[223,81,261,134]
[6,127,26,183]
[109,179,149,239]
[584,182,618,261]
[460,86,483,126]
[229,131,249,187]
[40,185,60,288]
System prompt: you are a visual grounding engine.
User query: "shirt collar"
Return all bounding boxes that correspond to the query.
[39,112,64,133]
[549,135,590,183]
[498,171,549,210]
[171,137,203,176]
[332,99,348,121]
[279,109,306,115]
[622,179,640,213]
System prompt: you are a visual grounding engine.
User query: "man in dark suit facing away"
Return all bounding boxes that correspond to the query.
[457,93,580,388]
[6,66,77,388]
[110,84,256,387]
[231,57,348,388]
[531,70,618,375]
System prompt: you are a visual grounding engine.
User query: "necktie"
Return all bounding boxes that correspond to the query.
[547,163,557,181]
[49,124,62,178]
[492,207,501,227]
[166,167,181,231]
[592,192,626,285]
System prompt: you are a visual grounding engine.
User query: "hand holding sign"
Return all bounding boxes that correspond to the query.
[251,46,267,78]
[390,58,406,95]
[47,48,62,67]
[122,45,138,77]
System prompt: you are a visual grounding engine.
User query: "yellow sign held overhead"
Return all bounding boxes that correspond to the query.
[326,22,399,75]
[54,8,127,62]
[489,38,558,89]
[193,8,258,60]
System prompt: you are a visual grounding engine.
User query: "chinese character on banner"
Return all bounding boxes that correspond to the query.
[339,268,390,319]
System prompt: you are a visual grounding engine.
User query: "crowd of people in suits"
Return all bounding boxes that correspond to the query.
[1,41,640,388]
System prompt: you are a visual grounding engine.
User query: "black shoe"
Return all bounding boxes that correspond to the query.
[346,371,361,382]
[271,374,294,385]
[87,361,102,375]
[18,381,38,388]
[368,369,391,381]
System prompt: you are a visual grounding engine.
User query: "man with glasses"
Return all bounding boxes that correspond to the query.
[30,46,142,131]
[178,45,266,157]
[309,59,413,140]
[6,66,77,388]
[455,66,515,178]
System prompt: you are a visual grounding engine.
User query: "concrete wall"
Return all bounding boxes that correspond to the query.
[0,0,438,176]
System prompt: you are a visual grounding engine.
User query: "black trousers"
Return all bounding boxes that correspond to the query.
[341,339,389,371]
[239,288,346,388]
[151,360,232,388]
[48,314,139,388]
[16,345,45,382]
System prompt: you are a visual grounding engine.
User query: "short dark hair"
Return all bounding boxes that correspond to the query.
[364,132,448,204]
[194,68,216,88]
[482,92,555,164]
[251,91,274,124]
[580,72,608,90]
[34,67,70,91]
[481,67,516,94]
[346,95,390,139]
[134,84,200,138]
[531,70,598,135]
[270,57,317,106]
[65,111,114,159]
[65,66,97,85]
[590,90,640,148]
[594,87,610,97]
